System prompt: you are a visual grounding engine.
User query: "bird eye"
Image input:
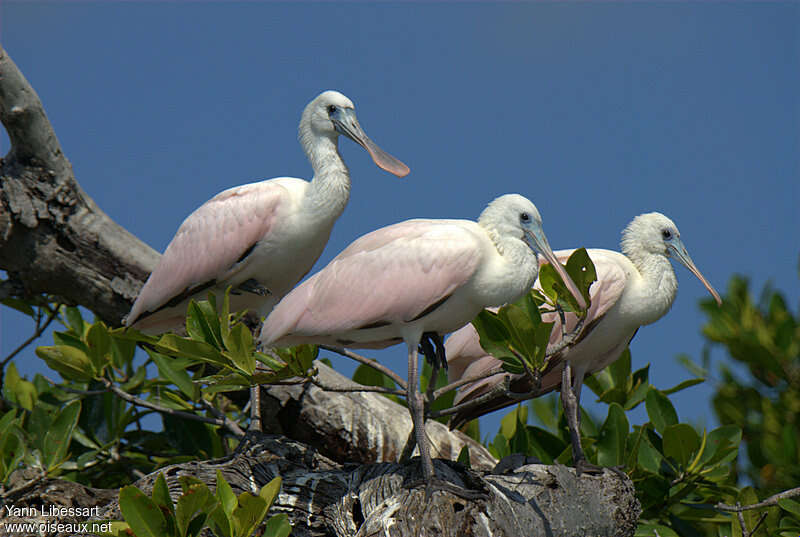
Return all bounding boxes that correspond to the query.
[327,105,338,115]
[662,229,672,240]
[520,212,531,223]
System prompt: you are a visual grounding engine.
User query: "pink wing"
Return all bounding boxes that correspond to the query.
[126,180,288,326]
[260,219,483,346]
[446,248,629,424]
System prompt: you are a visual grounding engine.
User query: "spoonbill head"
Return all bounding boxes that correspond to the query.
[260,193,584,487]
[300,90,410,177]
[446,212,721,468]
[125,90,409,335]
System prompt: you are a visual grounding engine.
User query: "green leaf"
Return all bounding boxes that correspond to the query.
[263,513,292,537]
[232,492,269,537]
[564,248,597,309]
[662,423,700,466]
[222,324,256,376]
[85,322,111,372]
[3,363,37,410]
[36,345,95,381]
[645,388,678,434]
[156,334,228,367]
[525,425,568,464]
[456,446,471,468]
[778,498,800,518]
[1,297,35,317]
[637,433,664,474]
[258,476,282,512]
[176,484,212,537]
[110,336,137,369]
[151,473,174,516]
[662,377,705,396]
[186,299,223,347]
[149,350,199,401]
[216,469,237,517]
[63,306,86,336]
[89,520,132,537]
[472,310,519,371]
[596,403,629,467]
[43,400,81,470]
[119,485,170,537]
[500,405,527,440]
[698,424,741,466]
[538,248,596,312]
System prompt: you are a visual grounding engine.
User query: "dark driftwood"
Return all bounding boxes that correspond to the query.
[0,46,642,536]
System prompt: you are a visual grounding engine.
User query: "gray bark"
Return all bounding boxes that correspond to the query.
[0,46,641,536]
[1,434,640,537]
[261,361,498,472]
[0,44,158,325]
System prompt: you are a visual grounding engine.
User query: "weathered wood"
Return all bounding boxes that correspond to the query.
[0,434,640,537]
[0,44,158,325]
[260,361,498,471]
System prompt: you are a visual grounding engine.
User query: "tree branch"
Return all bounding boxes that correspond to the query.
[0,45,159,325]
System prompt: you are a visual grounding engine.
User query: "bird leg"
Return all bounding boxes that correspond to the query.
[233,278,271,297]
[406,344,435,482]
[561,360,602,475]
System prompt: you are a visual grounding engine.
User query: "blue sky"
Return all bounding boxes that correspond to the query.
[1,2,798,438]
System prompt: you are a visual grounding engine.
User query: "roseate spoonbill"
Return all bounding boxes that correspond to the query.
[125,91,409,333]
[446,212,722,471]
[259,194,585,487]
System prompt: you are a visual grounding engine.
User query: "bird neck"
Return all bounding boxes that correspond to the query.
[485,226,540,295]
[624,247,679,326]
[304,134,351,219]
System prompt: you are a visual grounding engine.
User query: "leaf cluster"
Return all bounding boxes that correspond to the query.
[96,471,289,537]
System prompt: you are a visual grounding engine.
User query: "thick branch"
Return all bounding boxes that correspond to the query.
[260,361,498,471]
[0,434,641,537]
[0,45,158,325]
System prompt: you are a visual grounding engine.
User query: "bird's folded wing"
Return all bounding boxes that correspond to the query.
[127,180,288,325]
[261,220,483,345]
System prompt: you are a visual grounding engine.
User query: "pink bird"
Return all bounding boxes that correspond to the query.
[446,212,722,471]
[124,91,409,333]
[259,194,585,487]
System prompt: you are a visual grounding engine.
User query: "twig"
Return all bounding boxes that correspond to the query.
[716,486,800,512]
[42,377,107,396]
[1,471,46,501]
[319,345,407,390]
[310,376,406,398]
[432,365,505,400]
[100,378,229,429]
[200,398,246,438]
[0,303,61,368]
[545,316,585,357]
[749,512,768,537]
[428,376,513,419]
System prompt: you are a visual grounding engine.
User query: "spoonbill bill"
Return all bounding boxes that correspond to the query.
[259,194,585,487]
[125,91,409,333]
[445,212,722,471]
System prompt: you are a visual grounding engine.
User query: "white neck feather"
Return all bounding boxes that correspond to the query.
[622,245,679,326]
[481,222,539,300]
[300,128,351,221]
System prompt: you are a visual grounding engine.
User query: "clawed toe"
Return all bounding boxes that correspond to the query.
[405,476,489,501]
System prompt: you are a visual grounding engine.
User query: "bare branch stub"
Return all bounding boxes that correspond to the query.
[0,45,159,325]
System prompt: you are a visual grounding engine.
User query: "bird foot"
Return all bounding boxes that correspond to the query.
[573,459,627,479]
[573,458,605,476]
[404,477,489,501]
